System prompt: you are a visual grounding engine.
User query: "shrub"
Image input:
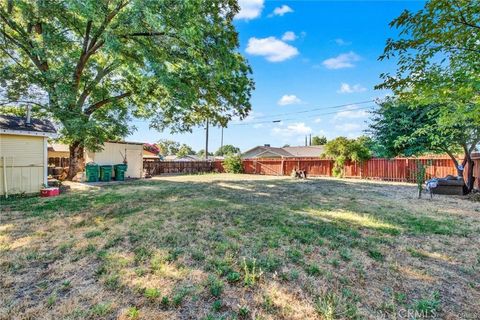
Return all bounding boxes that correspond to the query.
[144,288,160,300]
[223,154,243,174]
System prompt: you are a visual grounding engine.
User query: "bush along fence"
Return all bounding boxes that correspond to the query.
[143,156,479,189]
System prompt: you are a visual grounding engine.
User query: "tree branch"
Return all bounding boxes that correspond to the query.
[76,63,117,108]
[84,92,131,115]
[72,1,129,90]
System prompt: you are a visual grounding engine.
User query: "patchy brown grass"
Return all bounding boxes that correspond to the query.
[1,174,479,319]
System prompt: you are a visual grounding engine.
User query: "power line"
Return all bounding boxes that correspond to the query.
[129,99,380,128]
[230,105,377,126]
[249,99,376,120]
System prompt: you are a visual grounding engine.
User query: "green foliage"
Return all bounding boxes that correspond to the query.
[207,275,224,297]
[0,0,253,175]
[376,0,480,191]
[211,299,222,312]
[127,306,140,319]
[368,98,476,159]
[222,154,243,174]
[311,135,327,146]
[176,144,195,158]
[243,258,262,287]
[215,144,240,156]
[413,291,441,316]
[157,140,180,156]
[377,0,479,112]
[144,288,161,300]
[197,149,214,158]
[369,98,479,191]
[322,136,372,177]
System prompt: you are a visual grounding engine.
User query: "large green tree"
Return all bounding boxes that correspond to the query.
[214,144,240,156]
[0,0,253,178]
[176,144,195,158]
[377,0,479,107]
[156,139,179,156]
[376,0,479,191]
[369,98,480,191]
[311,135,327,146]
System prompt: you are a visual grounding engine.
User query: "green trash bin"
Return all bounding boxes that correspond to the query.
[99,165,113,182]
[114,164,128,181]
[85,163,99,182]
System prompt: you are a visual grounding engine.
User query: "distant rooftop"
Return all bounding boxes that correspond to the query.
[242,145,325,158]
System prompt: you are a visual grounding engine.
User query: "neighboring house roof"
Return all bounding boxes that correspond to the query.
[143,149,159,158]
[0,114,56,135]
[48,143,70,153]
[283,146,324,157]
[242,145,325,158]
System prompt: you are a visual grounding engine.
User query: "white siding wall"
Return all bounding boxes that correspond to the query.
[85,142,143,178]
[0,134,46,195]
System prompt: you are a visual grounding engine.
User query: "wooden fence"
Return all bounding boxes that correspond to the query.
[144,155,479,189]
[236,157,465,182]
[48,157,70,168]
[144,159,215,176]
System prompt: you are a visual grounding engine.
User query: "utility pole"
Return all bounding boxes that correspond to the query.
[309,134,312,146]
[205,118,209,160]
[220,126,224,149]
[305,135,307,146]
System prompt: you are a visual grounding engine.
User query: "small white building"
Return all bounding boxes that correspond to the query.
[0,115,57,196]
[85,141,144,178]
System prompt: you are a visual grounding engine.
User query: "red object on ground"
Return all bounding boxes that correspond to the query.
[41,187,60,197]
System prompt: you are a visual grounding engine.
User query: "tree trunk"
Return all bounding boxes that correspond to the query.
[445,152,464,177]
[67,142,85,180]
[464,154,475,193]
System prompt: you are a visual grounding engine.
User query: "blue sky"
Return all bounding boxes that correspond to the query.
[128,0,424,152]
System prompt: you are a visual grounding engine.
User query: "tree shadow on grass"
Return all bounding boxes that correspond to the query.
[1,176,478,318]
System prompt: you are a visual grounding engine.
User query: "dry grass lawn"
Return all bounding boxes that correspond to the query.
[1,174,479,319]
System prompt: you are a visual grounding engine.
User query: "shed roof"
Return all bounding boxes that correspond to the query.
[0,114,56,134]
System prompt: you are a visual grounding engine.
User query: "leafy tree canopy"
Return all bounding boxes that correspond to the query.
[176,144,195,158]
[0,0,254,177]
[376,0,479,128]
[215,144,240,156]
[369,97,479,190]
[322,136,372,177]
[157,139,180,156]
[311,135,327,146]
[376,0,479,191]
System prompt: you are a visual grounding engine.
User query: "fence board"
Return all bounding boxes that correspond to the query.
[144,156,478,189]
[144,159,214,176]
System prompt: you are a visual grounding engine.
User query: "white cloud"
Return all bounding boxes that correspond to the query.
[278,94,302,106]
[322,51,361,69]
[281,31,297,41]
[334,105,369,119]
[235,0,264,20]
[314,118,322,123]
[246,37,299,62]
[269,4,293,17]
[337,83,367,94]
[335,38,351,46]
[272,122,312,137]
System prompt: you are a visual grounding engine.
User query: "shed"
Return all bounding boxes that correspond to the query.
[0,114,57,196]
[85,141,144,178]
